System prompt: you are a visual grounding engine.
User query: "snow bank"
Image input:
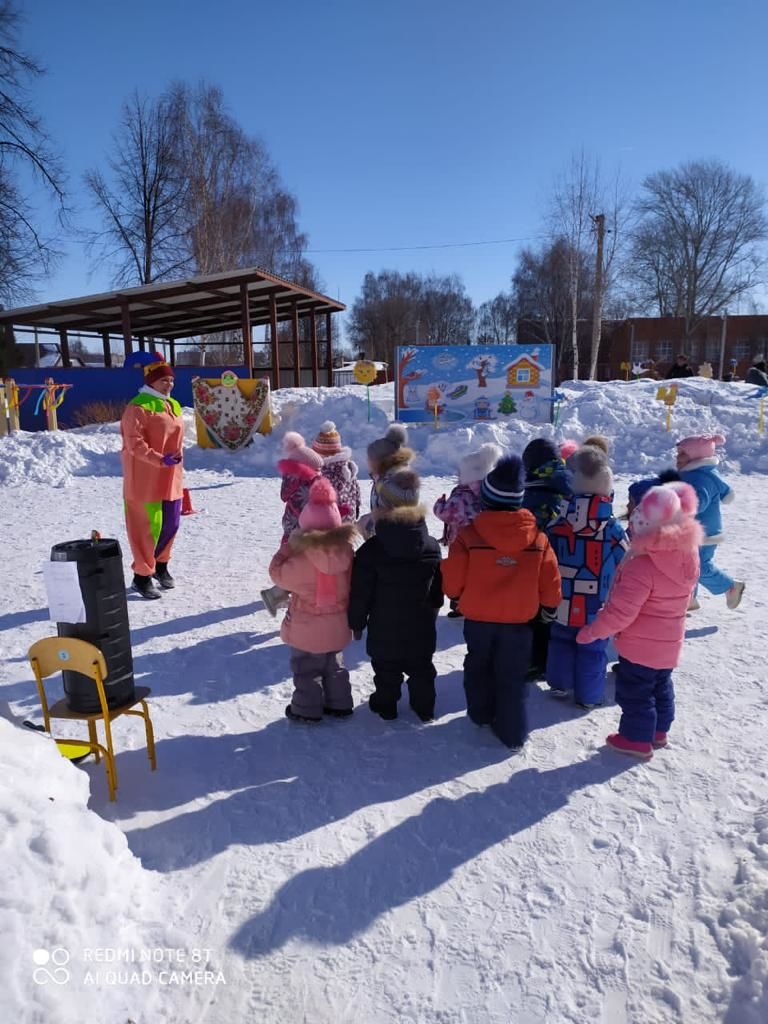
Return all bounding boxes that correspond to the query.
[1,378,765,489]
[0,717,195,1023]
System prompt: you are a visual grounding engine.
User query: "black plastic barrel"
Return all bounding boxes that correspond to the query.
[50,539,135,713]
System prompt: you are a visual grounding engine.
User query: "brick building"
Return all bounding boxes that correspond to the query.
[518,314,768,381]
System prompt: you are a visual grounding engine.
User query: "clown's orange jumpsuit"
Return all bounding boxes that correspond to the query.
[120,393,184,576]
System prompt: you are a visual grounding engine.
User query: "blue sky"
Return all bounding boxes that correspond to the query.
[22,0,768,322]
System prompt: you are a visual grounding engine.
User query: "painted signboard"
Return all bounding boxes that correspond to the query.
[395,344,554,424]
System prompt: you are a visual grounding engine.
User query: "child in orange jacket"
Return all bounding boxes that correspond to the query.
[443,455,561,749]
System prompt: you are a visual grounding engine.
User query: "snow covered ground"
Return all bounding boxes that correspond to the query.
[1,378,767,1024]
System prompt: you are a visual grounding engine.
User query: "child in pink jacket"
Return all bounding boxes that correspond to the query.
[269,477,357,722]
[261,432,324,618]
[576,481,703,759]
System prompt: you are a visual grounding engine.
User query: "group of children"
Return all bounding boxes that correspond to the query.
[264,419,744,760]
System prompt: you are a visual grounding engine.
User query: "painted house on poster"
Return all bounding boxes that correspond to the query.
[505,353,541,388]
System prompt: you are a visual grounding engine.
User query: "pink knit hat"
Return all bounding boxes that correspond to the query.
[676,433,725,461]
[630,482,698,536]
[299,477,342,530]
[282,431,323,470]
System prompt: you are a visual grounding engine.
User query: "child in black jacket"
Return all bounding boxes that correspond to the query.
[348,468,443,721]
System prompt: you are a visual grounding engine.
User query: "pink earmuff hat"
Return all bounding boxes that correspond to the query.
[630,482,698,537]
[676,433,725,461]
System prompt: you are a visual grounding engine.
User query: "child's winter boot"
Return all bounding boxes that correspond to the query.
[726,581,745,610]
[323,705,354,719]
[369,692,397,721]
[652,731,668,749]
[285,704,321,723]
[606,733,653,759]
[153,561,175,589]
[261,585,290,618]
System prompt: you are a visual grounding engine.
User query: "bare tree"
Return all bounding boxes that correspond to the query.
[629,159,767,337]
[85,91,189,285]
[513,237,592,378]
[550,153,599,380]
[348,270,475,369]
[0,0,65,301]
[476,292,517,344]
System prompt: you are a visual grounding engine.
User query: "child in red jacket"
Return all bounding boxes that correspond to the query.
[443,456,561,750]
[577,482,702,759]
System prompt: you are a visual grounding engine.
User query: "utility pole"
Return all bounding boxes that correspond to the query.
[589,213,606,380]
[718,310,728,380]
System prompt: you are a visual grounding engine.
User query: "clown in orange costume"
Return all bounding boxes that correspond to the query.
[120,356,184,599]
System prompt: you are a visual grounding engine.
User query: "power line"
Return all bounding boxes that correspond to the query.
[301,234,548,255]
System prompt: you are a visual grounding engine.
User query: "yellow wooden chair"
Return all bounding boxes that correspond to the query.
[28,637,156,801]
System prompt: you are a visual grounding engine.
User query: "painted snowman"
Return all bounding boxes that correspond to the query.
[518,390,539,421]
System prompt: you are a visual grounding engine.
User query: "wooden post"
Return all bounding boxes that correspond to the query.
[44,377,58,431]
[240,282,253,376]
[169,339,176,367]
[101,330,112,368]
[325,312,333,386]
[269,293,280,390]
[310,312,319,387]
[58,328,71,369]
[292,300,301,387]
[121,301,133,357]
[0,382,7,437]
[6,378,20,431]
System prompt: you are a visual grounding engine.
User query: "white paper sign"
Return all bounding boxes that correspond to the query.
[42,561,86,624]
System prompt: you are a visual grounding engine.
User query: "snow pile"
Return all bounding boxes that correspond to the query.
[0,717,196,1023]
[1,378,766,491]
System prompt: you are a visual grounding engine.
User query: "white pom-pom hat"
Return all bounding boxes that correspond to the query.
[281,431,323,470]
[459,443,503,485]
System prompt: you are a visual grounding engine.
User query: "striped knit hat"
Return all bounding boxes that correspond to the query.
[480,455,525,511]
[312,420,343,456]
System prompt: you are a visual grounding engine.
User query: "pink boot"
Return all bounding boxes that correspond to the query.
[652,731,668,749]
[606,733,653,759]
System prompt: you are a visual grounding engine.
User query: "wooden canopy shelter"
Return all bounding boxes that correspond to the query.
[0,266,346,388]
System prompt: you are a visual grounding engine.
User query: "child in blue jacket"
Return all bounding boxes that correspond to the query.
[676,434,745,609]
[546,442,628,707]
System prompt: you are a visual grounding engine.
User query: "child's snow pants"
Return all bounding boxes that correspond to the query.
[547,622,608,705]
[124,498,182,576]
[370,656,436,719]
[289,649,353,719]
[463,620,532,748]
[615,657,675,742]
[697,544,734,596]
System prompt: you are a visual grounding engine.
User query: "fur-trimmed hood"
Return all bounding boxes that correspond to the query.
[372,503,427,525]
[372,505,433,561]
[679,456,719,473]
[322,446,355,468]
[277,458,321,482]
[377,447,414,476]
[288,524,356,574]
[628,516,703,585]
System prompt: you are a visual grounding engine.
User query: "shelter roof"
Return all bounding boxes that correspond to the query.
[0,266,345,340]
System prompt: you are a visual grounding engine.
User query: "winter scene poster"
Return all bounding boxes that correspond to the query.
[395,344,554,424]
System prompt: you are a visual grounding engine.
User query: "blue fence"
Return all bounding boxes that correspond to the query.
[7,366,260,430]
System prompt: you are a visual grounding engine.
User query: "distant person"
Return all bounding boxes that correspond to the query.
[120,355,184,600]
[745,360,768,387]
[665,354,694,380]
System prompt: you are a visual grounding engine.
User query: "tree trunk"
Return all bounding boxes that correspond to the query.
[476,369,487,387]
[589,214,605,380]
[570,284,579,382]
